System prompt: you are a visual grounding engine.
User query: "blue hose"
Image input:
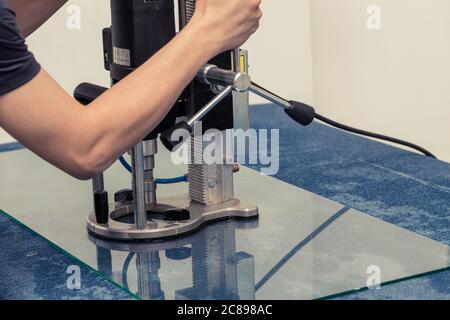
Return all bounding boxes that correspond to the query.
[156,176,188,184]
[119,155,133,173]
[118,155,187,185]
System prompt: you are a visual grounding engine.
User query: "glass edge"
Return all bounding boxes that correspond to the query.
[0,208,140,301]
[317,266,450,300]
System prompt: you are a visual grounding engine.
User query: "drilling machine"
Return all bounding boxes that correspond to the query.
[74,0,314,241]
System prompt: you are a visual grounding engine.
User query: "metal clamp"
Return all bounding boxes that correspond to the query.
[197,64,251,93]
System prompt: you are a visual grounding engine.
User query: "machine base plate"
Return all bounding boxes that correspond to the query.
[87,196,258,241]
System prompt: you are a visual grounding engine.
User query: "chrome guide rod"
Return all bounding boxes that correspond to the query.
[131,142,147,230]
[143,140,158,208]
[136,252,151,300]
[91,174,104,193]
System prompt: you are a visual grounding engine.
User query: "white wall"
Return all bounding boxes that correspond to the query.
[2,0,450,163]
[0,127,11,144]
[246,0,314,106]
[0,0,111,143]
[0,0,314,143]
[311,0,450,160]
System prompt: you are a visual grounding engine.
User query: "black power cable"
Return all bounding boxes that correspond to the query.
[314,113,437,159]
[251,82,437,159]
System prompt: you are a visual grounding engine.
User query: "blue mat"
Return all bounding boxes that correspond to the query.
[0,210,135,300]
[249,104,450,299]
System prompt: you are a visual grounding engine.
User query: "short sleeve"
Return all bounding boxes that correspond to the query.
[0,0,41,96]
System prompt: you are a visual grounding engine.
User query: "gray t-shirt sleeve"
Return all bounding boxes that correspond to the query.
[0,0,41,96]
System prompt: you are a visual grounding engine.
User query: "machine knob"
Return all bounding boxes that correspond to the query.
[114,189,134,203]
[94,191,109,224]
[284,101,316,126]
[165,247,192,261]
[160,121,193,151]
[164,208,190,221]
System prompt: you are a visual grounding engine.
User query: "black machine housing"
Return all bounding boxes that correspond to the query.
[103,0,235,141]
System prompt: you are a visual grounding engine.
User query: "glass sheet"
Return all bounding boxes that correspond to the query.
[1,149,449,300]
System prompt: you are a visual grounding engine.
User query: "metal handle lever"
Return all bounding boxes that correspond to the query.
[249,82,315,126]
[161,65,316,152]
[197,66,315,125]
[160,86,233,151]
[187,85,233,126]
[198,65,292,108]
[249,82,291,109]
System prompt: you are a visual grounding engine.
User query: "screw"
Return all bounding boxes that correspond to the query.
[208,178,217,188]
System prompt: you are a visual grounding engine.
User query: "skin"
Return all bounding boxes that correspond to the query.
[0,0,262,179]
[9,0,69,37]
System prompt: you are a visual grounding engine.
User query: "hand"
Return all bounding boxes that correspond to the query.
[189,0,263,55]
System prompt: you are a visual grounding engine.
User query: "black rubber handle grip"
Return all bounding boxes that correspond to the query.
[160,121,193,152]
[74,83,108,105]
[284,101,316,126]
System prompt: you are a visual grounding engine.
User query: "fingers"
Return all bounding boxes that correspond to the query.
[250,22,260,35]
[250,5,263,35]
[257,8,263,20]
[188,0,263,53]
[250,0,262,9]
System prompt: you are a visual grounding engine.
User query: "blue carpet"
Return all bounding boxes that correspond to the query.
[0,210,135,300]
[249,104,450,299]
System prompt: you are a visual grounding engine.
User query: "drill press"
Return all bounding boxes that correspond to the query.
[74,0,314,241]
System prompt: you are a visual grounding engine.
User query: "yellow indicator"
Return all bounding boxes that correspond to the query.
[240,54,247,74]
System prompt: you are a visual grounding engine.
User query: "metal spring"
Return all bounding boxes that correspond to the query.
[185,0,196,23]
[188,135,207,204]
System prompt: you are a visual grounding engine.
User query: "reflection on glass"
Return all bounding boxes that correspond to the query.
[90,219,258,300]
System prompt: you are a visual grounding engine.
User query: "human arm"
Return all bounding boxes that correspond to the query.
[8,0,68,37]
[0,0,263,180]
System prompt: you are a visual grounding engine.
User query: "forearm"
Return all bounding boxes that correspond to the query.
[8,0,68,37]
[80,23,215,176]
[0,22,215,179]
[0,0,261,180]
